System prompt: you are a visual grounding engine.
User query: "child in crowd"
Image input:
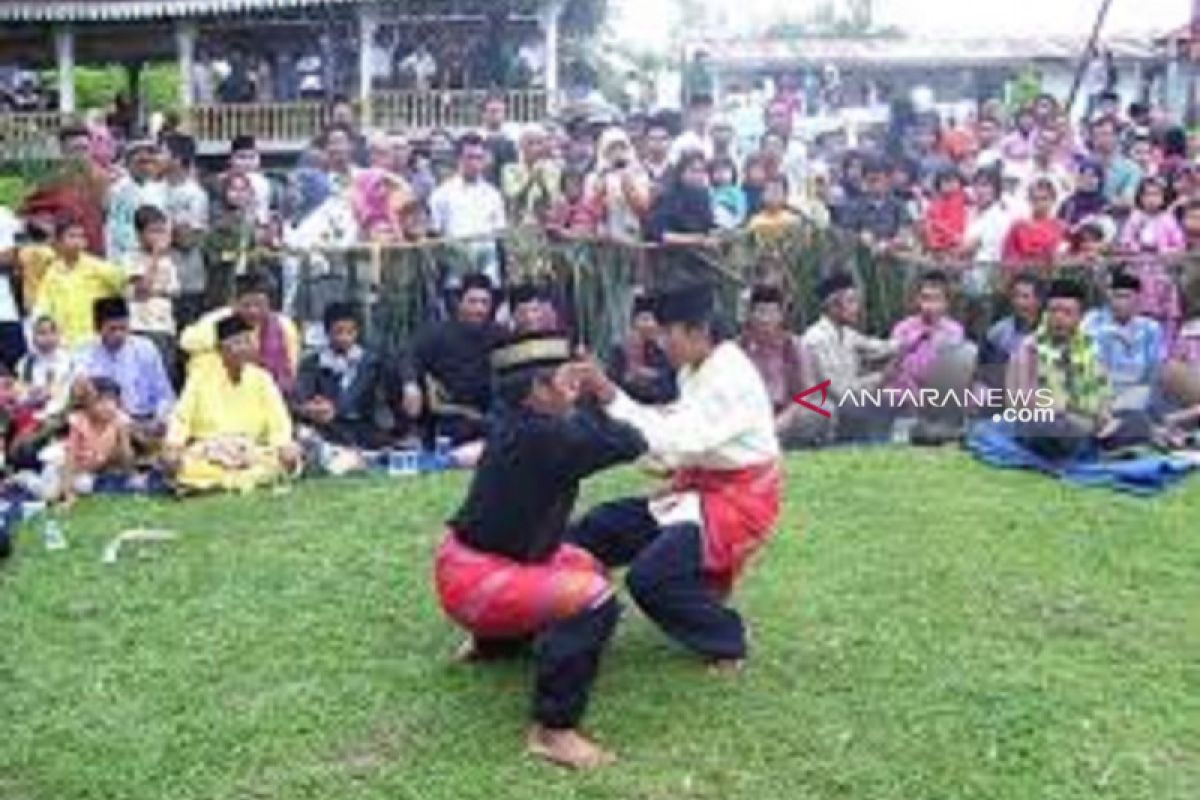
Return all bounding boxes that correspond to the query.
[126,206,181,375]
[921,169,968,254]
[1180,199,1200,252]
[55,377,134,506]
[710,158,748,231]
[545,170,599,238]
[1002,179,1068,268]
[15,316,75,422]
[748,175,800,236]
[33,215,127,347]
[1119,177,1184,341]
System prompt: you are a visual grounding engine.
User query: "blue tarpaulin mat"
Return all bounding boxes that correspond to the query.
[965,420,1196,496]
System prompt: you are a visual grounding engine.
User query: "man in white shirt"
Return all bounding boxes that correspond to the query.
[570,284,782,671]
[429,134,507,284]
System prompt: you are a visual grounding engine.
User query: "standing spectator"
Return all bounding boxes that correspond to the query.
[669,94,715,164]
[1059,160,1108,228]
[22,125,110,255]
[323,125,360,194]
[1002,179,1068,267]
[1089,115,1142,212]
[710,158,747,231]
[105,140,168,265]
[429,134,507,284]
[480,94,518,187]
[35,216,126,347]
[747,175,800,236]
[763,99,808,194]
[975,115,1005,170]
[502,125,562,227]
[400,42,438,91]
[962,168,1013,298]
[920,169,968,255]
[227,135,274,228]
[545,170,600,238]
[1021,126,1074,204]
[647,153,716,286]
[1000,107,1037,169]
[641,117,673,189]
[124,207,181,374]
[840,158,910,246]
[327,98,369,167]
[1118,176,1185,340]
[162,134,209,328]
[586,128,651,244]
[0,203,25,369]
[75,297,176,449]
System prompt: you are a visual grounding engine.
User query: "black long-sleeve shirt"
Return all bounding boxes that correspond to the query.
[450,405,647,562]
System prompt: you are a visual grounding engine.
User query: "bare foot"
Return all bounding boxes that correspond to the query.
[526,725,616,770]
[706,658,746,676]
[452,637,484,663]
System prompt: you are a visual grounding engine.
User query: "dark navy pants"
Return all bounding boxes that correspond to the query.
[569,498,747,660]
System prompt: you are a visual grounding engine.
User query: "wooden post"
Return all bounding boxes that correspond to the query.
[541,0,563,115]
[54,25,76,114]
[358,2,378,127]
[176,21,197,110]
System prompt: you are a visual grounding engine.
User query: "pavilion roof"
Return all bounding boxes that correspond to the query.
[689,34,1165,70]
[0,0,365,22]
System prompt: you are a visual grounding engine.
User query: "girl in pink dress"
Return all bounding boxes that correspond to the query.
[1119,177,1185,343]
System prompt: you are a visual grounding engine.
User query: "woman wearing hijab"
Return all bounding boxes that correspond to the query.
[584,127,651,244]
[646,152,718,287]
[1059,160,1108,227]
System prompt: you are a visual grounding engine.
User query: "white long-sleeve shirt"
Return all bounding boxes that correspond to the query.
[605,341,780,472]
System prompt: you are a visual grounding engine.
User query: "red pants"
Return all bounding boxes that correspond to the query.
[435,532,611,639]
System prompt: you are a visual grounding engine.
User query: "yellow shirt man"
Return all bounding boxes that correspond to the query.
[166,361,294,493]
[33,253,126,346]
[179,307,300,387]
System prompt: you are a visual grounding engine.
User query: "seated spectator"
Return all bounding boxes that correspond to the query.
[75,297,176,451]
[16,316,75,421]
[294,303,390,450]
[1002,179,1068,267]
[1006,278,1147,460]
[124,206,181,375]
[607,293,676,405]
[34,214,127,347]
[404,273,504,448]
[545,170,599,238]
[710,157,747,231]
[921,169,968,254]
[888,270,965,395]
[840,157,910,246]
[985,272,1043,370]
[508,283,559,334]
[738,285,812,447]
[55,377,135,507]
[1082,270,1163,412]
[181,272,300,396]
[164,315,300,494]
[802,273,902,441]
[747,175,800,236]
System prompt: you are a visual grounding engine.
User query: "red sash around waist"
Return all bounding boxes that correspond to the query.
[670,460,783,595]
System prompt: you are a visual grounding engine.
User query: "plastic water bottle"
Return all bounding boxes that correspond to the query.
[388,449,419,477]
[41,517,67,551]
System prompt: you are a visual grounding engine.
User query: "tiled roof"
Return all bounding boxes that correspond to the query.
[0,0,362,22]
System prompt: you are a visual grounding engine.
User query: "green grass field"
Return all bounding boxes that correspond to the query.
[2,448,1198,800]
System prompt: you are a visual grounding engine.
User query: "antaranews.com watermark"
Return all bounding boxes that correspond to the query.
[792,381,1057,423]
